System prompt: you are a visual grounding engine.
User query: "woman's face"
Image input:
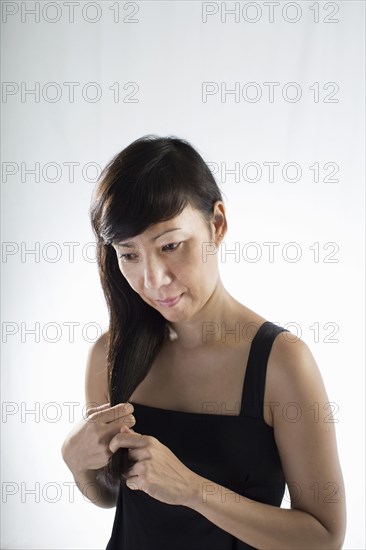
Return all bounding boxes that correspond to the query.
[112,203,225,322]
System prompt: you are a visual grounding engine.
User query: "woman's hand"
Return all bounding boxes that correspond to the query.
[109,425,201,507]
[61,402,136,475]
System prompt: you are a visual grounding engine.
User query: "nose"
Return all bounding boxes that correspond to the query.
[143,257,172,290]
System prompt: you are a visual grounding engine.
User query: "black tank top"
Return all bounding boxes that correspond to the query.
[106,321,289,550]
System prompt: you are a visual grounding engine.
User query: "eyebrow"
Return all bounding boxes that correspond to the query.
[116,228,182,248]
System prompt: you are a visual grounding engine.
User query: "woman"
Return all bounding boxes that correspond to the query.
[61,135,346,549]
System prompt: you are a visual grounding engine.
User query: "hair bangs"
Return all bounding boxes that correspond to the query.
[98,155,199,246]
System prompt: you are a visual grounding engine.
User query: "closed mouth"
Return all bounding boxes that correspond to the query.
[156,293,183,306]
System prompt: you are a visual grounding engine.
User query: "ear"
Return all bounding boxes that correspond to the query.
[210,201,227,244]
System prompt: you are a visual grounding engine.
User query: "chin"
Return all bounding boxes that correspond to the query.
[160,306,187,321]
[161,310,184,321]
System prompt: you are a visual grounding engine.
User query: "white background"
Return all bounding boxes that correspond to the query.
[1,1,365,548]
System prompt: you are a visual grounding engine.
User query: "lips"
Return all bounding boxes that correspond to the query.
[156,293,183,307]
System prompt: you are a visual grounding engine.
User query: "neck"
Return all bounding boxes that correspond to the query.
[165,279,240,350]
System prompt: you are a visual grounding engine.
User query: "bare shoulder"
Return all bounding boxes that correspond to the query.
[267,330,328,402]
[84,331,110,408]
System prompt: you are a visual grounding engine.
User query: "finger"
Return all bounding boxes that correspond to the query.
[104,403,135,424]
[125,477,140,491]
[85,402,111,417]
[109,430,145,454]
[110,424,133,451]
[120,424,132,433]
[101,415,136,443]
[89,402,134,424]
[120,414,136,428]
[86,402,110,411]
[121,425,136,434]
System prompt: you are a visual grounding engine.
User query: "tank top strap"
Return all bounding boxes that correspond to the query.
[240,321,289,419]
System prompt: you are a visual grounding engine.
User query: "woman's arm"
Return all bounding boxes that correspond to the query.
[185,336,346,549]
[62,332,121,509]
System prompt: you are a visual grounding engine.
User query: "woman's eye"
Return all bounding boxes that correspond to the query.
[162,242,181,252]
[118,253,137,262]
[118,242,182,263]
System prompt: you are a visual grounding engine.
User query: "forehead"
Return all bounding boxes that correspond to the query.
[114,205,205,246]
[147,204,200,230]
[146,205,204,234]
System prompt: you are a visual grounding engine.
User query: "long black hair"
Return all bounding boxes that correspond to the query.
[89,134,224,483]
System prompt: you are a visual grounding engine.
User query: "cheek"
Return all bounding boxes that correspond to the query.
[179,253,215,289]
[193,246,218,274]
[117,265,139,291]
